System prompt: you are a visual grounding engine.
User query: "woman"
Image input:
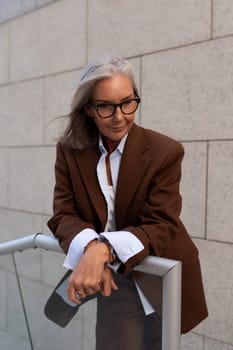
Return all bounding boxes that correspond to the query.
[48,55,208,349]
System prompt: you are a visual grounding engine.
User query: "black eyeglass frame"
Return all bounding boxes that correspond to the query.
[88,96,141,119]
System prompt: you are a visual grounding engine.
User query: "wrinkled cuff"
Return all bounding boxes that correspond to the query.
[100,231,144,264]
[63,228,98,270]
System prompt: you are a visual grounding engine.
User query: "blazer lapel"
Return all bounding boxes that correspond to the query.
[115,125,152,227]
[72,146,107,229]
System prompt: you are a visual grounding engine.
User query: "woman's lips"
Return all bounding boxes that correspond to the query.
[112,126,125,131]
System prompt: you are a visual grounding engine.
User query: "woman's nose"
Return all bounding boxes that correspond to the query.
[113,105,124,120]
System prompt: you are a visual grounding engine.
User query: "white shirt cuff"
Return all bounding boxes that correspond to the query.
[63,228,99,270]
[100,231,144,263]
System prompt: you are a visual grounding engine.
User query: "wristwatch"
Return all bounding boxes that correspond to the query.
[99,236,119,265]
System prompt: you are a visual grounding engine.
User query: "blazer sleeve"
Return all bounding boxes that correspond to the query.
[47,142,95,253]
[121,141,185,275]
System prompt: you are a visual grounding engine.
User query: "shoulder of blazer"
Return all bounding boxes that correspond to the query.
[127,124,184,160]
[55,138,74,163]
[56,138,100,163]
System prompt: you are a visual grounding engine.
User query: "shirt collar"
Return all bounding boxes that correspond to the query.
[98,133,128,156]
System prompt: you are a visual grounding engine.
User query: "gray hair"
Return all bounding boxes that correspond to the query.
[60,55,139,149]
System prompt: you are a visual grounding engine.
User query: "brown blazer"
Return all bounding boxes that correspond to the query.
[48,123,208,333]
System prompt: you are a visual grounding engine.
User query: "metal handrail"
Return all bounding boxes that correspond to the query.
[0,233,181,350]
[0,233,62,255]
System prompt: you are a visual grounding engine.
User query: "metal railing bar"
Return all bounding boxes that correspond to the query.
[34,233,62,252]
[11,253,34,350]
[133,254,180,276]
[0,234,38,255]
[0,233,63,256]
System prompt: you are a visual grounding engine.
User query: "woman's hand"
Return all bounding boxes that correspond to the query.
[67,241,118,304]
[100,266,118,297]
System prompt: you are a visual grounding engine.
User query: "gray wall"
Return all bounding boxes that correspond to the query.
[0,0,233,349]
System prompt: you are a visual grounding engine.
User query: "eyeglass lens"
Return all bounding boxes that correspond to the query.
[96,99,140,118]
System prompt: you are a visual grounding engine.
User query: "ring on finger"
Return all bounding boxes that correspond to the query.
[76,290,82,300]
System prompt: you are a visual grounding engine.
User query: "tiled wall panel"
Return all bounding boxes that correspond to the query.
[204,337,233,350]
[207,141,233,243]
[0,79,44,146]
[8,147,56,214]
[0,209,42,242]
[0,270,7,330]
[213,0,233,37]
[141,37,233,141]
[88,0,211,59]
[9,0,86,81]
[181,333,204,350]
[43,69,81,144]
[194,239,233,345]
[0,0,59,23]
[0,23,8,85]
[0,149,8,207]
[180,142,207,238]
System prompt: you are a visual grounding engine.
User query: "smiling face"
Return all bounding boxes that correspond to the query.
[86,74,137,153]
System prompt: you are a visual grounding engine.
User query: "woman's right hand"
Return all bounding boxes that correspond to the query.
[66,241,118,304]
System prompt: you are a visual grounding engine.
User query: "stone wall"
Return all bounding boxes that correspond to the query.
[0,1,233,349]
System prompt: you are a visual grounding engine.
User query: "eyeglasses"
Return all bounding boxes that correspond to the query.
[89,96,140,118]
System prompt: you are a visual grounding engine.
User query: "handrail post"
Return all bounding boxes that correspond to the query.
[162,261,181,349]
